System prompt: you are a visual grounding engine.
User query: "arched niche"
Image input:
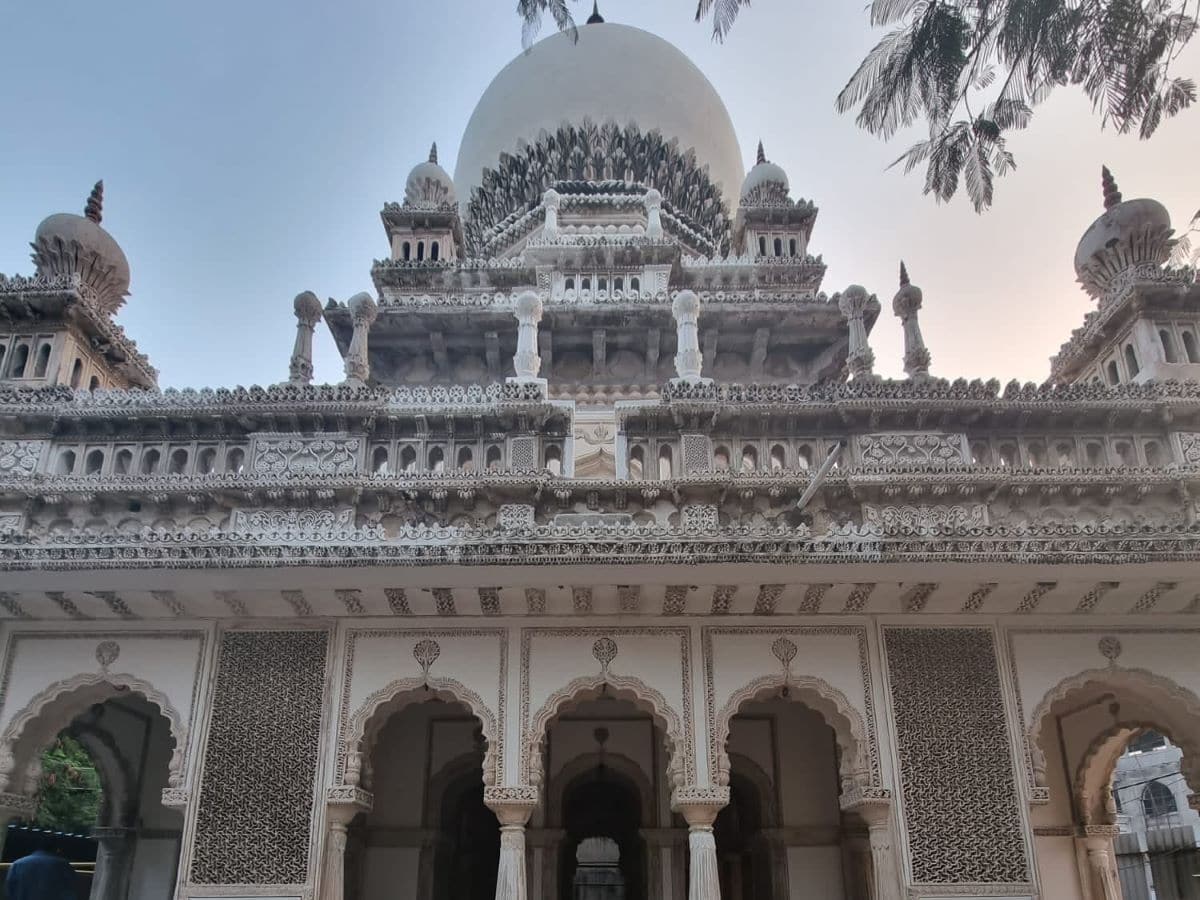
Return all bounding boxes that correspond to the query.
[525,675,689,788]
[547,750,657,828]
[712,673,873,792]
[0,672,187,798]
[1027,666,1200,821]
[342,677,500,789]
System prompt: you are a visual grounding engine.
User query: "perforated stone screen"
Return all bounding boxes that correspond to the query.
[884,627,1029,885]
[189,630,329,885]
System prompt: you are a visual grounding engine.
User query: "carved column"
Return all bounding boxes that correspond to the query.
[509,291,546,385]
[837,285,877,380]
[289,291,324,385]
[671,291,709,384]
[320,788,373,900]
[645,188,664,240]
[672,787,729,900]
[892,263,931,379]
[342,292,378,387]
[486,789,539,900]
[89,826,137,900]
[1080,831,1122,900]
[542,189,561,241]
[842,793,902,900]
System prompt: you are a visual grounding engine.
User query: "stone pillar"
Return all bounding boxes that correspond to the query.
[89,827,137,900]
[1080,832,1123,900]
[320,788,373,900]
[671,291,710,384]
[509,292,546,385]
[892,263,931,379]
[672,787,729,900]
[342,292,378,387]
[543,189,561,241]
[645,189,664,240]
[289,291,324,385]
[486,790,539,900]
[843,794,902,900]
[837,285,876,380]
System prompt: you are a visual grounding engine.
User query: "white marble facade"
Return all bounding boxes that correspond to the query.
[2,17,1200,900]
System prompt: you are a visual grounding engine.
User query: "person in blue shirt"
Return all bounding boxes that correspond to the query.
[5,835,79,900]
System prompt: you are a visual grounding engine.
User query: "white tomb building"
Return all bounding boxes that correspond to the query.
[1,16,1199,900]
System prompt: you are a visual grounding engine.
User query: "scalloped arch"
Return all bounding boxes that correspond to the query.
[525,674,688,786]
[712,673,872,790]
[1027,666,1200,803]
[0,672,187,793]
[343,676,499,787]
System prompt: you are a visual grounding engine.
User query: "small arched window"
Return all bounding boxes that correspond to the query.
[1142,781,1176,818]
[597,276,607,292]
[770,444,786,470]
[1085,442,1104,466]
[486,445,502,470]
[430,241,440,262]
[1055,442,1075,467]
[629,277,640,292]
[657,445,673,480]
[88,376,100,391]
[168,448,189,474]
[758,236,767,256]
[1184,331,1200,364]
[10,344,29,378]
[1106,360,1121,385]
[545,445,562,476]
[741,445,758,472]
[564,276,575,291]
[84,449,105,476]
[114,449,133,475]
[1160,329,1178,363]
[789,238,797,257]
[33,343,51,378]
[140,448,161,475]
[613,276,624,293]
[0,343,6,373]
[225,447,245,474]
[197,447,216,474]
[458,447,474,471]
[773,237,783,257]
[400,445,417,474]
[998,443,1017,468]
[428,446,445,473]
[70,358,84,388]
[1124,344,1140,377]
[56,449,76,475]
[629,445,645,479]
[402,241,411,261]
[1026,442,1045,468]
[581,276,591,291]
[970,443,990,466]
[713,446,730,471]
[372,446,390,474]
[416,241,425,261]
[797,445,813,471]
[1143,441,1163,466]
[1114,441,1136,466]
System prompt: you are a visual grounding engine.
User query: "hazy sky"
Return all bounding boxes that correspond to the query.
[1,0,1196,388]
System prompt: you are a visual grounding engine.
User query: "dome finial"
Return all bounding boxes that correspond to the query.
[899,260,910,287]
[1101,165,1122,210]
[84,180,104,224]
[587,0,604,24]
[756,141,766,165]
[429,142,438,164]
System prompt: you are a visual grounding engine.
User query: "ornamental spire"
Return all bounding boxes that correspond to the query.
[756,140,766,165]
[1101,165,1122,209]
[899,260,910,287]
[84,180,104,224]
[429,142,438,164]
[587,0,604,24]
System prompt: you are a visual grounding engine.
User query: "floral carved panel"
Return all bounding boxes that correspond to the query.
[0,441,45,477]
[249,434,363,478]
[856,433,967,468]
[884,627,1030,886]
[189,630,329,886]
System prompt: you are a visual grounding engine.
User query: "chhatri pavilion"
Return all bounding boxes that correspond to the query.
[0,14,1198,900]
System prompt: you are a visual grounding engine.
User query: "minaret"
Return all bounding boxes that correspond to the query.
[838,285,877,380]
[893,262,931,379]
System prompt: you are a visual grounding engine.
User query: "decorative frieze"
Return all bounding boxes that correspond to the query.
[230,507,356,536]
[249,434,364,478]
[856,433,967,468]
[864,504,986,531]
[0,441,44,477]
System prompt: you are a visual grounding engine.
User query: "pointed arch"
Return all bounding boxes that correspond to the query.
[0,672,186,796]
[712,673,872,791]
[342,676,499,788]
[525,674,687,787]
[1027,666,1200,810]
[547,751,657,827]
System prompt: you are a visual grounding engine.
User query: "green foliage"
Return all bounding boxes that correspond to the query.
[33,734,102,832]
[516,0,1197,212]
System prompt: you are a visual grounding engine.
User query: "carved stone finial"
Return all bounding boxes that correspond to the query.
[1101,166,1122,210]
[429,142,438,164]
[587,0,604,24]
[85,181,104,224]
[756,141,766,166]
[899,260,910,287]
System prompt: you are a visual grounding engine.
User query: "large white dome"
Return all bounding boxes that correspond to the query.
[454,23,745,211]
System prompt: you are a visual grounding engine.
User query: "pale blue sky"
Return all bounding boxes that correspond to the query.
[1,0,1196,387]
